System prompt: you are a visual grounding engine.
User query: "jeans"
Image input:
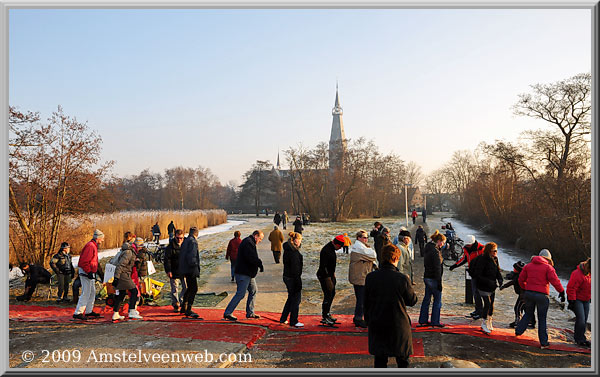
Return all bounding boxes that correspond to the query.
[515,290,550,345]
[353,284,366,320]
[74,271,96,315]
[57,273,72,300]
[419,278,442,325]
[169,277,187,307]
[182,274,198,312]
[319,276,336,318]
[280,276,302,325]
[573,300,590,343]
[229,259,237,280]
[224,274,257,317]
[374,355,409,368]
[471,277,483,315]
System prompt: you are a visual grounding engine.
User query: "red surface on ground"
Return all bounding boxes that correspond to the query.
[253,332,425,357]
[8,305,590,355]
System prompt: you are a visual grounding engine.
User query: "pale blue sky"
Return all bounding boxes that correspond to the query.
[9,8,592,185]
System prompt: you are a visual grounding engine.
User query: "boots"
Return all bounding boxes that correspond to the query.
[488,316,493,331]
[481,318,491,334]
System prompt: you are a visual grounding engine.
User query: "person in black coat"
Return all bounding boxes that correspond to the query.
[178,227,202,319]
[49,242,75,302]
[415,226,427,257]
[280,231,304,327]
[418,230,446,327]
[316,235,345,324]
[500,261,535,328]
[223,231,265,321]
[374,227,391,265]
[293,216,303,234]
[152,222,161,244]
[471,242,503,334]
[167,221,176,241]
[364,243,418,368]
[164,229,186,313]
[16,263,52,301]
[273,212,282,227]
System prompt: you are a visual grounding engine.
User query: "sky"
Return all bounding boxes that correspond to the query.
[9,8,592,185]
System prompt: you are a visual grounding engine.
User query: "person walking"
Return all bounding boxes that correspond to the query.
[470,242,503,334]
[415,225,427,257]
[73,229,104,320]
[567,257,591,347]
[223,230,265,321]
[348,230,378,328]
[418,230,446,328]
[178,227,203,319]
[111,242,143,321]
[449,235,485,319]
[280,231,304,328]
[164,229,187,313]
[364,243,418,368]
[273,212,282,227]
[167,220,176,241]
[16,263,51,302]
[411,209,418,224]
[225,231,242,282]
[293,216,303,234]
[515,249,566,348]
[317,235,345,325]
[282,211,288,230]
[268,225,284,264]
[49,242,75,303]
[152,222,161,244]
[342,233,351,254]
[421,208,427,224]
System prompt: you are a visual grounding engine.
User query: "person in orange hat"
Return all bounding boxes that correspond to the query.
[342,233,351,254]
[316,235,345,325]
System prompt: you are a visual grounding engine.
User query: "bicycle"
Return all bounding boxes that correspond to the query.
[146,243,166,264]
[442,237,464,267]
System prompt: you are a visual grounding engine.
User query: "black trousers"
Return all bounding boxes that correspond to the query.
[113,287,139,311]
[280,276,302,325]
[272,250,281,263]
[318,276,336,318]
[183,274,198,312]
[374,355,409,368]
[481,292,495,318]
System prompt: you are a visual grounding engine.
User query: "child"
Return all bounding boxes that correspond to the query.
[500,261,535,328]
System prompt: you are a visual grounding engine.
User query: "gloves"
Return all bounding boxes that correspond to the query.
[86,272,95,280]
[449,265,456,271]
[259,265,264,273]
[499,285,505,291]
[558,290,565,302]
[567,300,575,312]
[112,278,119,287]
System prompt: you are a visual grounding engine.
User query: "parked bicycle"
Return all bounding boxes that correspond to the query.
[442,237,464,267]
[144,241,166,264]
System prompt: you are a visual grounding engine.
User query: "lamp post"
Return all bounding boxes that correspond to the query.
[404,183,412,227]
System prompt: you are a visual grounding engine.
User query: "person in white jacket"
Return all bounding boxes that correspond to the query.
[348,230,378,328]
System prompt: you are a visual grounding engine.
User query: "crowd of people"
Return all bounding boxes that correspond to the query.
[12,213,592,368]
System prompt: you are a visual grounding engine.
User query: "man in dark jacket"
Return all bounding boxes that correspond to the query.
[152,222,161,244]
[16,263,52,302]
[374,227,391,265]
[293,216,303,234]
[365,244,418,368]
[167,221,176,241]
[178,227,202,319]
[273,212,281,227]
[50,242,75,302]
[223,231,264,321]
[317,235,345,325]
[164,229,186,313]
[415,226,427,257]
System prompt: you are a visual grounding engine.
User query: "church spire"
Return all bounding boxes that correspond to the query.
[329,82,347,171]
[276,149,281,170]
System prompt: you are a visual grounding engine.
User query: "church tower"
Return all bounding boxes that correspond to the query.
[329,83,347,171]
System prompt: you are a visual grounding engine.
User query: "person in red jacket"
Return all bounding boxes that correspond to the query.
[226,231,242,282]
[449,235,485,319]
[515,249,565,348]
[73,229,104,320]
[411,210,418,224]
[567,258,591,347]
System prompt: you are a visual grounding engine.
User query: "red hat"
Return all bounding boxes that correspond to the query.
[334,235,345,245]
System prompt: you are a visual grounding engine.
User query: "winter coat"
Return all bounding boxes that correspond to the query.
[415,227,427,243]
[268,228,284,252]
[273,213,281,225]
[316,241,337,279]
[226,237,242,262]
[77,239,99,274]
[25,264,51,284]
[134,247,151,278]
[50,251,74,277]
[179,236,200,277]
[411,210,418,219]
[396,242,412,276]
[567,263,591,302]
[293,219,303,233]
[518,256,564,295]
[373,232,389,257]
[235,235,264,278]
[113,247,137,290]
[167,222,175,234]
[348,241,378,286]
[343,235,352,247]
[164,238,183,278]
[152,224,160,234]
[423,241,443,281]
[471,253,503,293]
[282,241,303,280]
[454,241,485,269]
[364,262,418,359]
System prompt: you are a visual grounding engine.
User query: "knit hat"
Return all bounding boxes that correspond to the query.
[539,249,553,265]
[93,229,104,239]
[464,235,476,245]
[382,227,390,234]
[333,235,345,245]
[59,242,70,251]
[513,261,525,273]
[134,237,145,247]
